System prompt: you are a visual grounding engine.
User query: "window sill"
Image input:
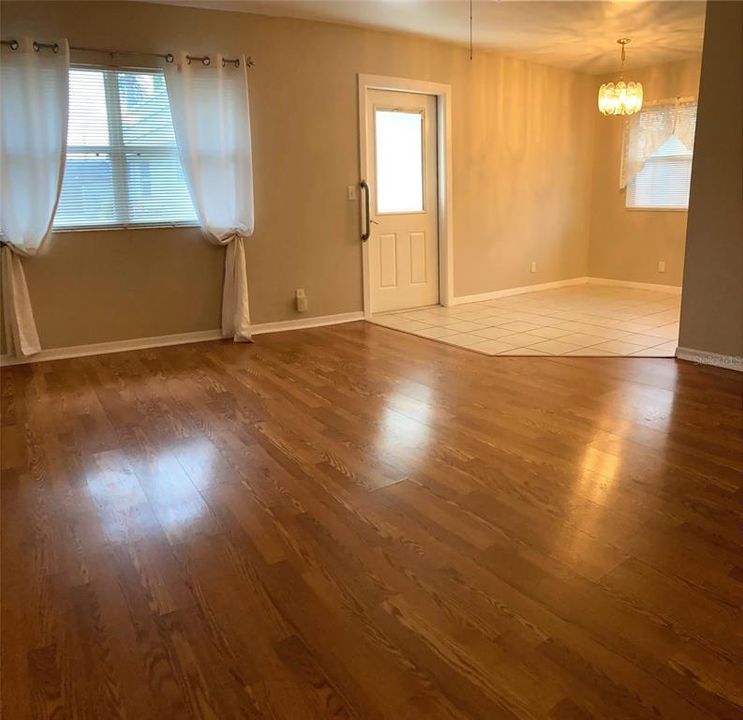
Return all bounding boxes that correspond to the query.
[52,222,201,234]
[625,207,688,213]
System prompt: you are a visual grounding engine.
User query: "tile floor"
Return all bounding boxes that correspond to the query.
[369,284,681,356]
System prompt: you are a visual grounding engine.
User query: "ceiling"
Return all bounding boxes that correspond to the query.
[148,1,706,74]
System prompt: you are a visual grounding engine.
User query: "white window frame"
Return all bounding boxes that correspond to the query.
[623,99,696,213]
[54,64,199,233]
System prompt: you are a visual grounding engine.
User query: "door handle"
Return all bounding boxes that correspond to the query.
[360,180,371,242]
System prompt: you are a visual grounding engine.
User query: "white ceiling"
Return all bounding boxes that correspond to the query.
[148,1,706,74]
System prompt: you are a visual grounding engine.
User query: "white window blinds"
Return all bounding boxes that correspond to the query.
[54,67,197,230]
[623,100,696,210]
[626,134,693,210]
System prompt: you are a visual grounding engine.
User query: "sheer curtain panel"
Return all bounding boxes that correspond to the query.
[0,37,69,356]
[621,98,697,189]
[165,52,255,342]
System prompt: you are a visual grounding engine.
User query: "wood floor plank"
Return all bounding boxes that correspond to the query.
[2,321,741,719]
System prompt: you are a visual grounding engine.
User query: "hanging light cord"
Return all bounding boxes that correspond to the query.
[618,38,629,79]
[469,0,473,61]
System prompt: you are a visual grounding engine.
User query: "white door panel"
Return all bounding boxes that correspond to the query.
[364,90,439,313]
[409,232,427,285]
[379,233,398,288]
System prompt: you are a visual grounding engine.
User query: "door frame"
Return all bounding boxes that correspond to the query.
[358,74,454,318]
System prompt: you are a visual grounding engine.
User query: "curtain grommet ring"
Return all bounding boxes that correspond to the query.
[8,40,19,51]
[202,56,211,66]
[165,53,174,63]
[32,41,40,52]
[52,43,59,54]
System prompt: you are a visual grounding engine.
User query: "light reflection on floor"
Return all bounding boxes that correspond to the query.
[375,381,434,456]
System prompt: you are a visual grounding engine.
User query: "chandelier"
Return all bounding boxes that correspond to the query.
[598,39,643,116]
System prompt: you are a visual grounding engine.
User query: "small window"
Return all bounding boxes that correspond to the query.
[626,134,693,210]
[624,100,696,211]
[54,67,197,230]
[374,109,424,214]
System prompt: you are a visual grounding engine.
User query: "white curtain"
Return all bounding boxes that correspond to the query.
[165,53,254,342]
[621,98,697,189]
[0,37,69,356]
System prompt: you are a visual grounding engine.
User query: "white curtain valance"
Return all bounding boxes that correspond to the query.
[165,52,255,342]
[0,37,69,356]
[621,98,697,189]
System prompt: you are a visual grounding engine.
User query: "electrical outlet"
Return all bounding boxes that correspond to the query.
[295,288,308,313]
[530,261,537,273]
[347,185,357,201]
[658,260,666,273]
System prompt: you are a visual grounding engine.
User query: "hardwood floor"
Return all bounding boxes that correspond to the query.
[2,320,741,719]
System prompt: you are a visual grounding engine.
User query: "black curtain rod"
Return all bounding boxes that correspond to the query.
[0,39,254,68]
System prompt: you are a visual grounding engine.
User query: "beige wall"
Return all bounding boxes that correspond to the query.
[587,58,701,287]
[679,1,743,358]
[0,0,595,351]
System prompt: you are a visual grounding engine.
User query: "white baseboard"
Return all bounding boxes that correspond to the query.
[587,277,682,294]
[0,329,223,367]
[252,311,364,335]
[452,277,589,305]
[675,346,743,372]
[452,276,683,307]
[0,311,364,367]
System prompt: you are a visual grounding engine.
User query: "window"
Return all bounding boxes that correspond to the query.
[627,134,693,210]
[374,109,424,214]
[624,101,696,211]
[54,67,197,230]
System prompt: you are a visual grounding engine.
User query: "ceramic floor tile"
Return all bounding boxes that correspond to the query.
[462,309,502,320]
[548,311,585,321]
[612,321,659,333]
[646,310,681,322]
[497,332,551,347]
[574,326,632,340]
[471,326,520,340]
[589,339,650,354]
[499,311,543,322]
[556,333,614,348]
[444,321,487,332]
[450,311,483,320]
[619,333,670,347]
[419,317,453,327]
[527,326,573,340]
[435,317,476,327]
[525,339,583,355]
[415,326,461,339]
[370,284,680,357]
[494,320,542,333]
[403,310,442,321]
[488,312,528,322]
[433,308,465,316]
[629,320,673,332]
[551,320,597,333]
[440,333,486,347]
[652,323,681,339]
[630,341,677,357]
[571,317,626,329]
[469,339,521,355]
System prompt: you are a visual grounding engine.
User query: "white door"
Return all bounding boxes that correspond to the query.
[363,90,439,313]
